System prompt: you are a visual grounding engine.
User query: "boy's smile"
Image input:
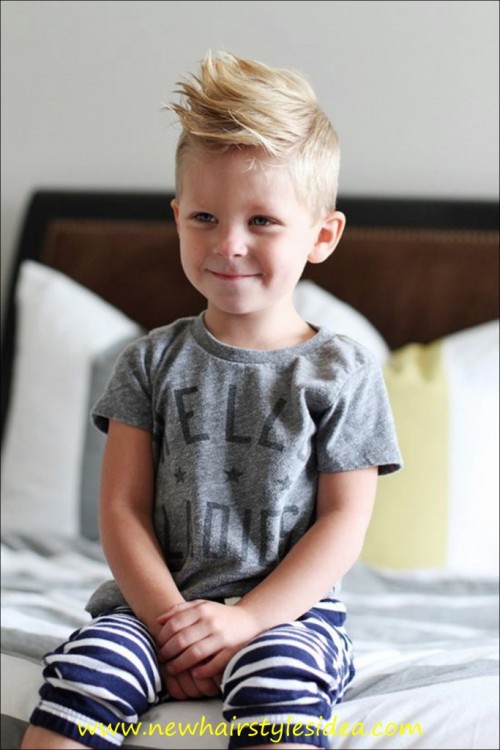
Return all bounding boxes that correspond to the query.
[208,271,261,281]
[171,147,344,348]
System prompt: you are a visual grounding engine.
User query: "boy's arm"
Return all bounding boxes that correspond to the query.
[99,419,185,640]
[238,465,377,622]
[158,466,377,677]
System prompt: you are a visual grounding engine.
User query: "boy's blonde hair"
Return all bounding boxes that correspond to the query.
[167,51,340,220]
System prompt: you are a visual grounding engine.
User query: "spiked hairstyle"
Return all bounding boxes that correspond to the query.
[167,51,341,220]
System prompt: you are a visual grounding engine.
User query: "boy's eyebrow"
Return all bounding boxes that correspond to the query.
[247,203,278,214]
[183,198,282,215]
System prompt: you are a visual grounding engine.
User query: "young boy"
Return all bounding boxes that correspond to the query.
[21,51,402,750]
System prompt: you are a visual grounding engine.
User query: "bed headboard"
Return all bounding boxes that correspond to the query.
[1,189,498,440]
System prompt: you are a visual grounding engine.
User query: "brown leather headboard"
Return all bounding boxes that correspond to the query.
[303,226,499,349]
[2,189,499,440]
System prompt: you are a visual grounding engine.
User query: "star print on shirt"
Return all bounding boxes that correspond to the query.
[174,467,186,484]
[224,467,244,483]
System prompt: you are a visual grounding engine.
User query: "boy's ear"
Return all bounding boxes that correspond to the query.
[307,211,346,264]
[170,198,180,227]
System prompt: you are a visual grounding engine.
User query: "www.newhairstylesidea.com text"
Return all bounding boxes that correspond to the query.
[78,714,424,743]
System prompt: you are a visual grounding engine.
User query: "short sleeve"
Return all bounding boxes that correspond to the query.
[91,336,153,434]
[316,359,403,475]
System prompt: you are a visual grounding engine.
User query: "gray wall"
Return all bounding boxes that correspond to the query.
[1,0,498,323]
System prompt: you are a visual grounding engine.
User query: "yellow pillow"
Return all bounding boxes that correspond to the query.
[361,322,499,576]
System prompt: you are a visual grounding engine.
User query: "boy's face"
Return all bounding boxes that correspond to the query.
[172,148,343,331]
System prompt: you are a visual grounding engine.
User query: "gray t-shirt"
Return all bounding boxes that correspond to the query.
[86,314,402,615]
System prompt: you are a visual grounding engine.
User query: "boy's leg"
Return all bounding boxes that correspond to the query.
[21,608,163,750]
[221,599,355,750]
[21,725,90,749]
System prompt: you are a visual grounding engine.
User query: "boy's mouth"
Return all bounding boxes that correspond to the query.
[208,269,260,280]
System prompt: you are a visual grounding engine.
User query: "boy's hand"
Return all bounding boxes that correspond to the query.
[161,663,221,700]
[156,599,262,679]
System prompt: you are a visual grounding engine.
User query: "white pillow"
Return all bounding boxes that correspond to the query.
[1,261,143,537]
[444,321,499,575]
[293,280,390,364]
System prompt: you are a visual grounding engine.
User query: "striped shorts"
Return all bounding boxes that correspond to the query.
[30,599,355,749]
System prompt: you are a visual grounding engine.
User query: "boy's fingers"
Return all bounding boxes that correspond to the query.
[158,620,211,662]
[165,635,220,674]
[192,648,235,679]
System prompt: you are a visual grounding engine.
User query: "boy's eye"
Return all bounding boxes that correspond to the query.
[194,212,215,223]
[251,216,273,226]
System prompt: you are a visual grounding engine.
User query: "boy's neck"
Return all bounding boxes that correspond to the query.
[203,305,316,351]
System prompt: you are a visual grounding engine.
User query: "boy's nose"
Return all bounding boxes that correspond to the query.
[214,228,248,258]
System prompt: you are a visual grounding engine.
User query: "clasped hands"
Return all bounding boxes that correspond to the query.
[156,599,261,701]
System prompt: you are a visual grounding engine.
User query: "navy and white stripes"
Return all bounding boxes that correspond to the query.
[222,599,355,748]
[30,600,354,749]
[31,608,162,748]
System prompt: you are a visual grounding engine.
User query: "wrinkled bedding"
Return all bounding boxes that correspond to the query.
[1,532,498,749]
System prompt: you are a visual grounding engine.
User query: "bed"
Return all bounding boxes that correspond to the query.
[1,190,499,749]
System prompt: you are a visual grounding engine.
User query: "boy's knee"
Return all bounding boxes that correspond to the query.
[38,613,162,722]
[222,624,354,719]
